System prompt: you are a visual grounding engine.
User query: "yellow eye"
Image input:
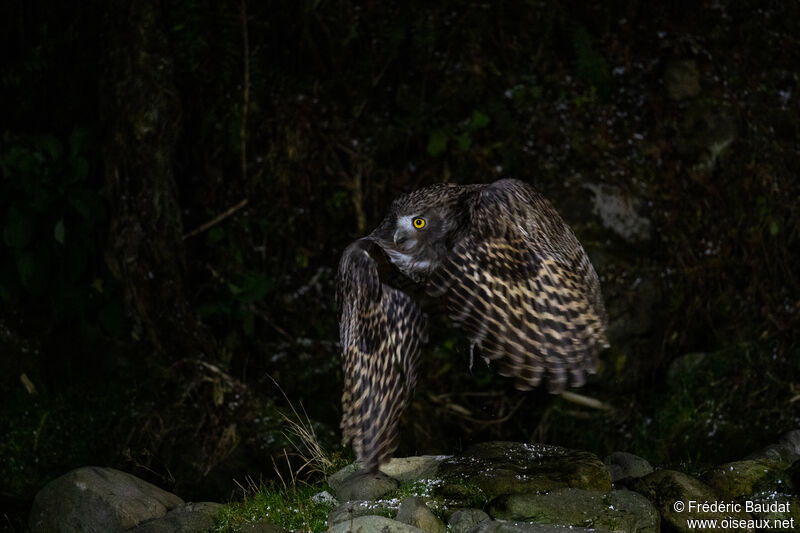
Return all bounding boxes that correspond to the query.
[412,217,426,229]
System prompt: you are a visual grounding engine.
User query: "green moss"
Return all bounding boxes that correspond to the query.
[214,482,336,533]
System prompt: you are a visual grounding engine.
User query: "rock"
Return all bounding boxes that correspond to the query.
[631,469,753,532]
[328,463,360,495]
[29,466,184,533]
[704,460,793,499]
[328,500,397,525]
[128,502,222,533]
[490,487,659,533]
[469,521,598,533]
[437,442,611,504]
[395,497,446,533]
[447,508,490,533]
[328,515,427,533]
[604,452,654,482]
[381,456,448,483]
[664,59,701,101]
[746,492,800,528]
[747,430,800,465]
[311,490,337,506]
[584,183,652,244]
[331,469,399,501]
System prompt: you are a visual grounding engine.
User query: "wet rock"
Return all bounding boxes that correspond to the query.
[584,183,652,244]
[437,442,611,504]
[605,452,654,482]
[665,59,701,101]
[447,508,490,533]
[328,463,360,494]
[746,430,800,465]
[490,487,659,533]
[328,515,426,533]
[631,469,753,532]
[704,460,793,499]
[328,499,397,525]
[29,466,184,533]
[128,502,222,533]
[396,496,446,533]
[745,492,800,529]
[311,490,337,506]
[331,469,399,501]
[469,521,598,533]
[381,456,448,483]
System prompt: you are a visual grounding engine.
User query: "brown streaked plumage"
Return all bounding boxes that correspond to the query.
[337,178,608,471]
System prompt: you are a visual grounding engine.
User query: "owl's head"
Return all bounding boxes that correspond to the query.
[370,183,473,279]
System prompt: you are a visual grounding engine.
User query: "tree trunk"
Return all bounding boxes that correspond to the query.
[101,0,212,360]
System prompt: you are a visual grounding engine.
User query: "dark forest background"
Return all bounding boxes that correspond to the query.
[1,0,799,529]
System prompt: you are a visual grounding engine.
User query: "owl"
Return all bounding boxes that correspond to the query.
[337,179,607,471]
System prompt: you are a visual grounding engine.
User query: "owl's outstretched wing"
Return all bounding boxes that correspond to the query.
[428,179,607,392]
[337,239,428,471]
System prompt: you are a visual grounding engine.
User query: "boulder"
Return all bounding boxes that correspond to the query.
[469,521,599,532]
[29,466,184,533]
[489,487,659,533]
[328,515,426,533]
[631,469,753,532]
[447,508,490,533]
[395,496,446,533]
[437,442,611,504]
[704,460,793,499]
[381,456,448,483]
[746,430,800,465]
[128,502,222,533]
[328,500,397,525]
[604,452,654,482]
[330,469,399,501]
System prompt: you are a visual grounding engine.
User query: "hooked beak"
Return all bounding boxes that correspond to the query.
[393,229,410,249]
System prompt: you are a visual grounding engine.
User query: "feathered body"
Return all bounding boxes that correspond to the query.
[337,179,607,470]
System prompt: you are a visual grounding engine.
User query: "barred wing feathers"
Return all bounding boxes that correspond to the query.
[337,240,427,470]
[429,179,607,393]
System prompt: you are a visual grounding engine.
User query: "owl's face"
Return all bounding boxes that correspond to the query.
[370,184,469,279]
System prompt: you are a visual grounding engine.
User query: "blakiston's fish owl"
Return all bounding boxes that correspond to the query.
[337,179,607,470]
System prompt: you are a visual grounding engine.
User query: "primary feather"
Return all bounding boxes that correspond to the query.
[337,179,607,470]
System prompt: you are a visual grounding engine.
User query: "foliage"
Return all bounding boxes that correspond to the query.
[0,129,124,340]
[214,480,335,533]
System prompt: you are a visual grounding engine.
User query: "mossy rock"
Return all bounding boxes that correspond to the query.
[746,492,800,529]
[447,508,490,533]
[704,460,794,499]
[437,442,611,505]
[489,487,659,533]
[631,470,752,532]
[328,499,397,525]
[469,521,599,532]
[396,496,446,533]
[328,515,426,533]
